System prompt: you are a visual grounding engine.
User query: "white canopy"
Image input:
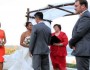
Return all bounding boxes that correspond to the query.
[28,0,90,24]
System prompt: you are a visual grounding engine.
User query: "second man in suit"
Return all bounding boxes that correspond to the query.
[69,0,90,70]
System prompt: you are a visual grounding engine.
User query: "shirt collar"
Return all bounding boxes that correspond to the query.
[82,9,88,14]
[38,21,43,24]
[80,9,88,17]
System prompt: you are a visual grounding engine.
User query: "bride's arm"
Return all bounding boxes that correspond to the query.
[20,33,28,47]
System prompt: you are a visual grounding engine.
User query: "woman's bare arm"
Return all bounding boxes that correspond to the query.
[20,32,28,47]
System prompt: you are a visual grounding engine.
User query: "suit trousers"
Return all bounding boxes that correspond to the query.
[76,56,90,70]
[32,54,50,70]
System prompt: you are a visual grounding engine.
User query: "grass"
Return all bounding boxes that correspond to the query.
[67,63,76,68]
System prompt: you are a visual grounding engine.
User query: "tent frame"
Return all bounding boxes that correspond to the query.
[26,2,75,23]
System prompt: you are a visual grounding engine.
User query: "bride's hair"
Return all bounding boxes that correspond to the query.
[25,22,32,27]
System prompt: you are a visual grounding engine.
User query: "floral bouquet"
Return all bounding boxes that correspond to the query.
[0,39,3,47]
[26,38,30,46]
[24,37,30,47]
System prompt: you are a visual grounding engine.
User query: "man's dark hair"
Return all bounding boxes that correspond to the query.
[76,0,88,8]
[34,12,43,20]
[53,24,61,30]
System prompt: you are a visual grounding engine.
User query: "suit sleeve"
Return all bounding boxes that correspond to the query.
[69,17,90,48]
[48,33,51,45]
[61,33,68,47]
[29,25,37,54]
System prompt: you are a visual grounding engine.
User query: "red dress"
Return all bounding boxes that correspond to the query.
[50,32,68,70]
[0,29,5,62]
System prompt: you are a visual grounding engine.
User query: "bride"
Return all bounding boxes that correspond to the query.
[3,22,34,70]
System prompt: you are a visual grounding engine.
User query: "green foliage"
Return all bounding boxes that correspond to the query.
[67,63,76,68]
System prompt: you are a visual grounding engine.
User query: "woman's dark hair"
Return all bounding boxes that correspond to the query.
[75,0,88,8]
[25,22,32,27]
[53,24,61,30]
[34,12,43,20]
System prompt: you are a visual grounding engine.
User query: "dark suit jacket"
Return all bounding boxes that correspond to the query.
[29,22,51,55]
[69,11,90,56]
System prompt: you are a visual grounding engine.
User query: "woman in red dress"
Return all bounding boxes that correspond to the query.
[0,23,6,70]
[50,24,68,70]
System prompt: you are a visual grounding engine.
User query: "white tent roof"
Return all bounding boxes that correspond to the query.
[28,2,75,22]
[28,0,90,23]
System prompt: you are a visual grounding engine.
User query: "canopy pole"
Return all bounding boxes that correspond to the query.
[26,8,52,24]
[48,5,75,14]
[29,16,52,24]
[26,8,30,22]
[29,2,74,13]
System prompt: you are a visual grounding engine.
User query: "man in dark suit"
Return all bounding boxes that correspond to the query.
[69,0,90,70]
[29,12,51,70]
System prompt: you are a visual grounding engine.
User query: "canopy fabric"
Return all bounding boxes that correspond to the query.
[26,0,90,23]
[26,2,75,23]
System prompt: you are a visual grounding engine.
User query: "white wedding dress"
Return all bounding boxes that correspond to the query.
[3,36,34,70]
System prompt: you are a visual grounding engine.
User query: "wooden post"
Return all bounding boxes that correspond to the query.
[26,8,30,22]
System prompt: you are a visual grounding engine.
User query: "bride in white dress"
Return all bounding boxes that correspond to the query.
[3,22,34,70]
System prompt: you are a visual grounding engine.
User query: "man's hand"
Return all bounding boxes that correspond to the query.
[29,52,32,57]
[72,46,76,50]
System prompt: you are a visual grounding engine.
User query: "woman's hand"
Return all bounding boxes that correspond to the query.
[0,40,5,46]
[2,41,6,45]
[53,43,59,46]
[53,43,63,47]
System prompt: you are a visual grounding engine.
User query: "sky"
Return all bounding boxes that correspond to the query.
[0,0,90,45]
